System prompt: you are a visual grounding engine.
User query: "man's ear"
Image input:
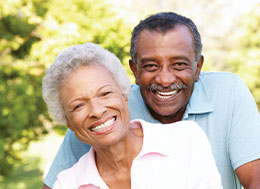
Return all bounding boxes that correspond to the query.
[195,55,204,82]
[129,59,139,84]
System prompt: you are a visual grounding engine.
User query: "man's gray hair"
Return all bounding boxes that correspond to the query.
[42,42,130,125]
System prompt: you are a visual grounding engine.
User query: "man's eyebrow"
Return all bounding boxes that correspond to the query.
[140,56,192,64]
[169,56,192,63]
[140,58,157,64]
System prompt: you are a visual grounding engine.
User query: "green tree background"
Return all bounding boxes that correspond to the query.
[227,4,260,108]
[0,0,259,188]
[0,0,132,186]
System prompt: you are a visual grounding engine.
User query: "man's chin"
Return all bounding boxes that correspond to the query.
[147,104,186,123]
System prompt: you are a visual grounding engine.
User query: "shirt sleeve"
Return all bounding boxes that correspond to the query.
[229,76,260,169]
[189,123,223,188]
[43,129,91,188]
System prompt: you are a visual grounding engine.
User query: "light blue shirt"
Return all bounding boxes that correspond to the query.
[44,71,260,189]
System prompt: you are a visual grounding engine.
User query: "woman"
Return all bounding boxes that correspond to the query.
[42,43,222,189]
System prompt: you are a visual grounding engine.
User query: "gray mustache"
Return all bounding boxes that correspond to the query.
[147,83,187,91]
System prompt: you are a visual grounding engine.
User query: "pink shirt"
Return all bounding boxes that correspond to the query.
[54,120,222,189]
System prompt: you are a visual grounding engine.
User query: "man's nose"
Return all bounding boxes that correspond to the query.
[155,67,176,87]
[89,99,107,118]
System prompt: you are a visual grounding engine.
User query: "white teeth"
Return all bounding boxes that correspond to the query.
[157,95,171,99]
[157,91,177,96]
[156,90,177,99]
[91,117,115,132]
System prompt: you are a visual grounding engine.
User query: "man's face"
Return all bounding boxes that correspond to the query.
[130,26,203,123]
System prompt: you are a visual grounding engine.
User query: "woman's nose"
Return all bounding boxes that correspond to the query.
[88,99,107,118]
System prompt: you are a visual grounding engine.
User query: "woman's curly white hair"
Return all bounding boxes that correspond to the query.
[42,42,130,125]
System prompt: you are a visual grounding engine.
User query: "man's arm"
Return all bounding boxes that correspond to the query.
[235,159,260,189]
[43,129,90,188]
[229,76,260,189]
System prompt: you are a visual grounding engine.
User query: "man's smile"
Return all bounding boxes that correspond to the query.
[155,90,179,99]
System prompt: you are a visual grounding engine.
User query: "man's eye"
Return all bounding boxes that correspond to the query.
[172,62,187,70]
[143,64,158,72]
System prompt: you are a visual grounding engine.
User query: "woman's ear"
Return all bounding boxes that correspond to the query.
[66,116,74,131]
[123,94,128,103]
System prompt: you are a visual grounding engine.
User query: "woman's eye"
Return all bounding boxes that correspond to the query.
[73,103,84,111]
[102,91,112,96]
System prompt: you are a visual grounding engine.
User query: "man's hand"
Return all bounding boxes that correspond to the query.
[42,184,51,189]
[235,159,260,189]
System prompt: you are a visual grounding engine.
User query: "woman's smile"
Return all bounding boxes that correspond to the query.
[90,116,116,134]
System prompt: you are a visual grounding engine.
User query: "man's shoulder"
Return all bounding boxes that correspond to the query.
[198,71,243,92]
[199,71,240,82]
[130,84,140,93]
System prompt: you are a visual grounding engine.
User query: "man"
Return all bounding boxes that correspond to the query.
[43,12,260,189]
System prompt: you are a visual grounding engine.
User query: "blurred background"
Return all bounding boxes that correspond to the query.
[0,0,259,188]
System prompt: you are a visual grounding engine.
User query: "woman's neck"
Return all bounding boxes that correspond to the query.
[95,126,143,173]
[94,124,143,188]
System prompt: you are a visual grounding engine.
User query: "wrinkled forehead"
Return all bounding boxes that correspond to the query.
[68,64,115,83]
[63,65,122,93]
[136,26,196,60]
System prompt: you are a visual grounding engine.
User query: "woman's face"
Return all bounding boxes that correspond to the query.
[60,65,130,149]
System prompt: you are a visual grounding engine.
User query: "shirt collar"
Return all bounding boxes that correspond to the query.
[183,77,213,119]
[75,148,108,188]
[131,119,172,157]
[74,119,171,188]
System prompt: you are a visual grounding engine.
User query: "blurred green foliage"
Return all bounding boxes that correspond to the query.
[0,0,131,177]
[227,3,260,109]
[0,65,49,176]
[0,156,43,188]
